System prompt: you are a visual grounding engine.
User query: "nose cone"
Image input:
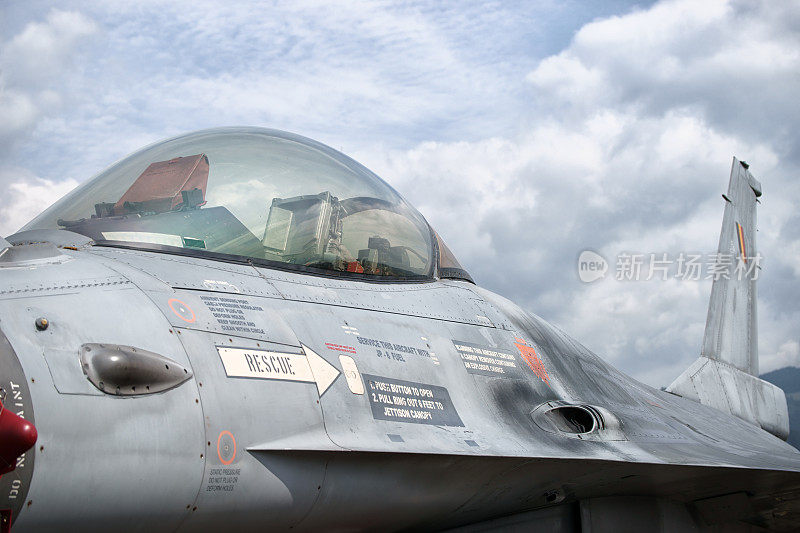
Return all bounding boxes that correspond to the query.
[0,401,37,475]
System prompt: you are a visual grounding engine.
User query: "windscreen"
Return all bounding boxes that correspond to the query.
[23,128,434,279]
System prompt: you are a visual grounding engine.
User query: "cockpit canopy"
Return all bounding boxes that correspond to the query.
[23,127,471,281]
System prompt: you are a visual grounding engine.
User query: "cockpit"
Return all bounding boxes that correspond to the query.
[22,127,472,281]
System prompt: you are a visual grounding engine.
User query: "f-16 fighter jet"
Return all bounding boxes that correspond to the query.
[0,127,797,531]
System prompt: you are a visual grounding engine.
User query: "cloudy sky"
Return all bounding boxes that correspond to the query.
[1,0,798,387]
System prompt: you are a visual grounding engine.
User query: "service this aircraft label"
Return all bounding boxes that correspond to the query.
[362,374,463,427]
[452,340,524,379]
[355,335,437,364]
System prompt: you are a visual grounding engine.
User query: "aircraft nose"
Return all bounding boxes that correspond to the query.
[0,399,37,475]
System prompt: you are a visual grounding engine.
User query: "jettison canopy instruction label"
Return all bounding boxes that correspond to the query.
[363,374,463,426]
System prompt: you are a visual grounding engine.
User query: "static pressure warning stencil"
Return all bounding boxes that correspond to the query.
[217,430,237,465]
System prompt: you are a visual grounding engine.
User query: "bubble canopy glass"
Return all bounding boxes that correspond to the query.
[24,128,438,279]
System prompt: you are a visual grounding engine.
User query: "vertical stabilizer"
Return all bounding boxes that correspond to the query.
[667,158,789,440]
[702,157,761,375]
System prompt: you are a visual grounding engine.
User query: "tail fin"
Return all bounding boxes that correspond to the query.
[667,158,789,440]
[702,157,761,374]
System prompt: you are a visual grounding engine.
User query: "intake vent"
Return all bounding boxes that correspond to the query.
[532,401,624,441]
[544,405,598,434]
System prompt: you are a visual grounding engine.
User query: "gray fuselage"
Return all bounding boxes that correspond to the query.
[1,236,799,532]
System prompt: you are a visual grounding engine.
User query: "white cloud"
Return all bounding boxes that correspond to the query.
[0,9,97,237]
[360,0,800,385]
[0,172,79,237]
[0,0,797,388]
[1,9,97,87]
[0,91,39,138]
[526,0,800,155]
[0,9,97,143]
[362,108,755,385]
[763,341,800,374]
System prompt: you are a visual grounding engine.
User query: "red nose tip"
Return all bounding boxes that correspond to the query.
[0,401,37,476]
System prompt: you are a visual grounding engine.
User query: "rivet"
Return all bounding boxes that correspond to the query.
[35,317,48,331]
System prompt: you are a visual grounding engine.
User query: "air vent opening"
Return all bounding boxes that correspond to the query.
[545,405,597,434]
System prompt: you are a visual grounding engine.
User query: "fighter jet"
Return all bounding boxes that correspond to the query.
[0,127,798,532]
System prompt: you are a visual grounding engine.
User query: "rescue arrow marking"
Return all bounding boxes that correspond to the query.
[301,344,340,396]
[216,345,340,396]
